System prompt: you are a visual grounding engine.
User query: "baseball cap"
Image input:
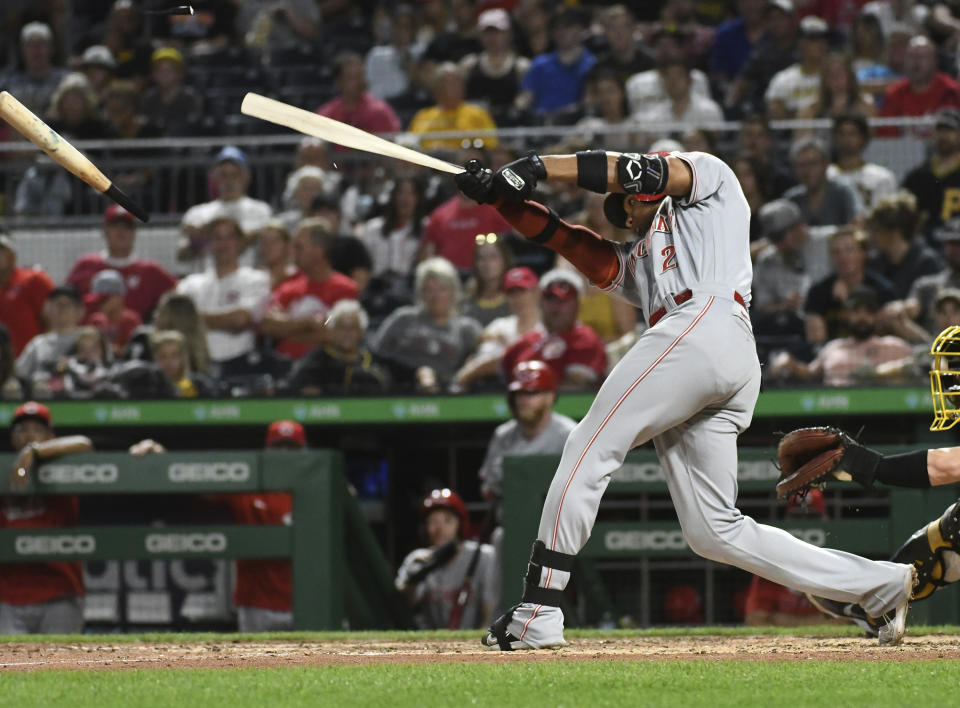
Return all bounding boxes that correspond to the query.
[151,46,184,67]
[767,0,793,12]
[20,22,52,44]
[215,145,248,168]
[478,8,510,31]
[90,269,125,296]
[47,285,83,305]
[935,107,960,131]
[935,217,960,243]
[12,401,52,429]
[758,199,803,242]
[266,420,306,448]
[935,288,960,309]
[540,269,583,300]
[104,203,135,225]
[502,266,538,292]
[80,45,117,70]
[799,16,829,38]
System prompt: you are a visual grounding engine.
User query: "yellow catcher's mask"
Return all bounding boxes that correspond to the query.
[930,325,960,430]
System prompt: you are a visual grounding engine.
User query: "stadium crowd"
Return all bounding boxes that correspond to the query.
[1,0,960,400]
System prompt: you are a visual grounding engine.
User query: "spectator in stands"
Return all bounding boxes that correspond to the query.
[0,228,54,357]
[139,47,203,137]
[0,326,23,400]
[76,45,116,107]
[902,107,960,235]
[306,192,372,291]
[151,291,210,373]
[462,233,512,327]
[827,114,897,211]
[626,27,711,115]
[101,0,152,81]
[769,285,913,385]
[633,59,724,133]
[371,256,481,392]
[280,299,389,396]
[365,5,424,102]
[764,15,829,119]
[850,11,896,98]
[460,9,530,126]
[83,269,142,357]
[176,214,271,367]
[454,266,544,392]
[865,192,942,300]
[356,175,427,282]
[3,22,66,116]
[501,269,607,391]
[803,226,895,344]
[1,402,92,634]
[728,0,798,115]
[55,327,119,400]
[879,36,960,124]
[15,286,84,392]
[277,166,329,233]
[861,0,926,37]
[67,204,177,322]
[567,66,637,153]
[178,146,273,268]
[512,0,552,58]
[154,0,237,56]
[408,62,498,150]
[257,221,297,291]
[238,0,320,50]
[317,52,401,138]
[796,54,876,128]
[592,5,653,85]
[737,114,797,197]
[710,0,768,90]
[515,7,596,117]
[149,330,216,398]
[102,79,158,141]
[45,72,111,140]
[419,151,510,271]
[395,487,496,630]
[261,217,359,361]
[423,0,481,64]
[784,136,863,227]
[745,490,831,627]
[732,156,773,245]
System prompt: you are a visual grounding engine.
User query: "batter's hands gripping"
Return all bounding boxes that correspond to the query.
[493,151,547,202]
[776,427,882,498]
[455,160,496,204]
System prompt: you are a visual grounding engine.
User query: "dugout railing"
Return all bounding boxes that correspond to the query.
[0,449,412,630]
[503,450,960,627]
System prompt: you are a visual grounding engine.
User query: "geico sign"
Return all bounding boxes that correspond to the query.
[38,464,119,485]
[15,534,96,555]
[167,462,250,483]
[787,528,827,546]
[145,533,228,553]
[605,530,688,552]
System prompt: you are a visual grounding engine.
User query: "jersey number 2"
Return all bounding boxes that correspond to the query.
[660,245,677,272]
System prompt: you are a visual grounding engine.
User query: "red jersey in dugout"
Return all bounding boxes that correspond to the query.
[501,324,607,385]
[744,576,820,618]
[214,493,292,612]
[269,272,359,359]
[0,267,55,357]
[67,256,177,319]
[0,495,83,605]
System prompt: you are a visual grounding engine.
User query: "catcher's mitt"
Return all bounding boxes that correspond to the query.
[776,426,882,499]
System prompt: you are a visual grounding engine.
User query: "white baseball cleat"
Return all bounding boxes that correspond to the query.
[481,603,567,651]
[875,566,917,647]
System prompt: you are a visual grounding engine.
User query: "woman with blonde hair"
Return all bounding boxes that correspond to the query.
[462,233,513,326]
[796,53,875,135]
[153,291,210,373]
[150,329,216,397]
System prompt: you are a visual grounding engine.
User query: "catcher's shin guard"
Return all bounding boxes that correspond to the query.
[890,501,960,600]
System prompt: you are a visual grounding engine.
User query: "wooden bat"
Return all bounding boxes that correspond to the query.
[241,92,465,175]
[0,91,149,222]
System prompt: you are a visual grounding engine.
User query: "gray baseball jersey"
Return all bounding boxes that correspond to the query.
[479,412,577,498]
[506,151,914,648]
[397,540,496,630]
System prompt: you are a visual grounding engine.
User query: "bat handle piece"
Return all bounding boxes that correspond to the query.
[104,183,149,223]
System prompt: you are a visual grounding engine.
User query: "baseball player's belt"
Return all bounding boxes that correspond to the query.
[649,289,746,327]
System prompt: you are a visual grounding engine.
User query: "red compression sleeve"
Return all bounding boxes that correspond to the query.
[494,200,620,288]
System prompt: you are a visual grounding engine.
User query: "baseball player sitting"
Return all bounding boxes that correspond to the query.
[455,147,916,649]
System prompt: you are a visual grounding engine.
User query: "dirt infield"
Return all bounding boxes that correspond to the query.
[3,634,960,671]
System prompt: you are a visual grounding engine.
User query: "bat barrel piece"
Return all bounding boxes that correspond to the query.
[104,184,149,223]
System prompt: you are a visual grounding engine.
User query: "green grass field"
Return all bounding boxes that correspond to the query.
[4,627,960,708]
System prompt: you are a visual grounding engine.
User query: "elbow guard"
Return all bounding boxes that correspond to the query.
[617,152,669,199]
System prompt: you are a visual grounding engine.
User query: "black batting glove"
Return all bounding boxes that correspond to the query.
[492,151,547,202]
[455,160,496,204]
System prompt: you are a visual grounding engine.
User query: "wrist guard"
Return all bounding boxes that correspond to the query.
[617,153,669,198]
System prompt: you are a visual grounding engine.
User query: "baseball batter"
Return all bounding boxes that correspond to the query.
[455,148,916,649]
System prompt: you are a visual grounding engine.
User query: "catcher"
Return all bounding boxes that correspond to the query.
[776,325,960,633]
